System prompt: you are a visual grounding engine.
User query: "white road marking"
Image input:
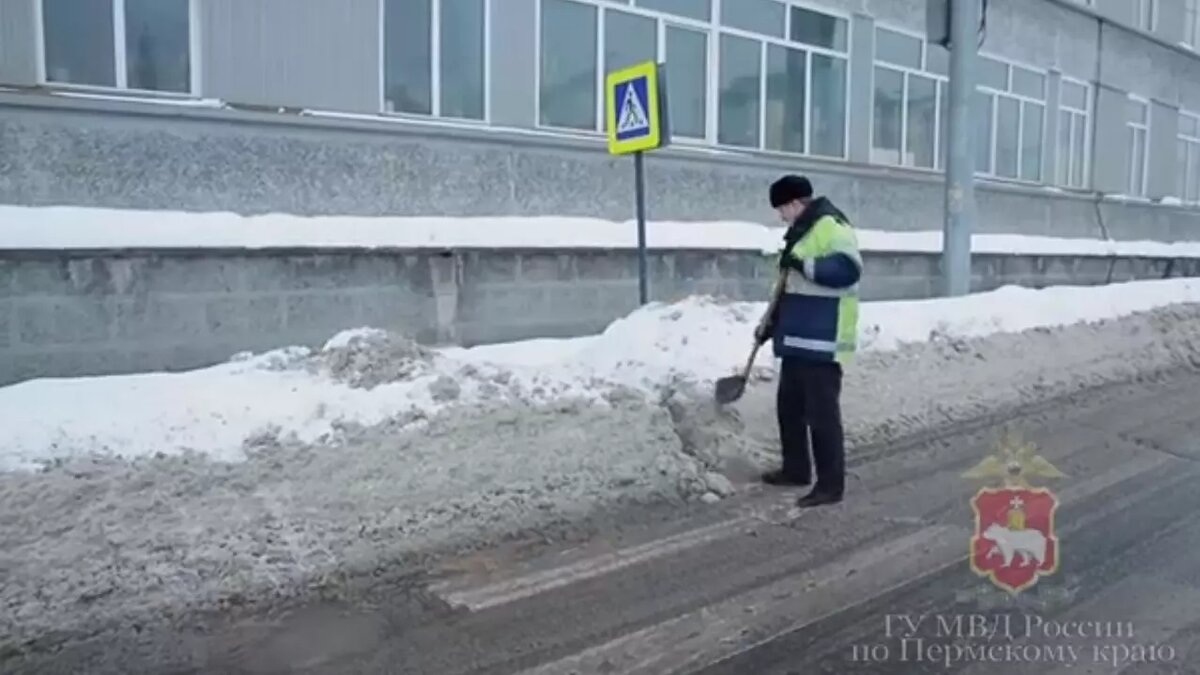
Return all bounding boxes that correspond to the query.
[431,516,757,611]
[519,525,968,675]
[517,452,1178,675]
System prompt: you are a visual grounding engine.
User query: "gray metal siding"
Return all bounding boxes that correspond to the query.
[199,0,380,113]
[1044,71,1062,184]
[1100,22,1185,104]
[847,12,873,164]
[0,0,38,86]
[980,0,1089,74]
[864,0,925,33]
[1092,84,1129,194]
[1173,49,1200,112]
[1094,0,1132,25]
[1153,0,1185,45]
[489,0,537,128]
[1147,100,1177,199]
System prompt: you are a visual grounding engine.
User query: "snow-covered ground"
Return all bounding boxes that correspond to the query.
[4,279,1200,473]
[4,205,1200,258]
[2,279,1200,653]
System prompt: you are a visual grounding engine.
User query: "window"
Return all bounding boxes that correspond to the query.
[40,0,192,93]
[634,0,711,21]
[534,0,845,154]
[1056,79,1091,189]
[719,34,760,147]
[539,0,597,129]
[651,13,712,137]
[384,0,487,120]
[1178,112,1200,203]
[789,6,848,51]
[1127,98,1150,197]
[720,0,784,37]
[871,27,949,170]
[765,44,807,153]
[666,26,708,138]
[604,11,657,86]
[1186,0,1199,48]
[974,58,1046,182]
[717,4,849,157]
[1134,0,1157,32]
[538,0,709,139]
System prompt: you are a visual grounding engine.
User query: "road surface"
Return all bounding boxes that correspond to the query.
[11,369,1200,674]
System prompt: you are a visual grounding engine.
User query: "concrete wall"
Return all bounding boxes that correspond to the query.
[2,246,1198,385]
[3,95,1200,245]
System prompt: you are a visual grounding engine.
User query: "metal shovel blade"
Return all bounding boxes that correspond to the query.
[714,374,748,404]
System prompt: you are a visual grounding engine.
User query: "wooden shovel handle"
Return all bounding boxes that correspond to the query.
[741,340,762,378]
[745,268,788,377]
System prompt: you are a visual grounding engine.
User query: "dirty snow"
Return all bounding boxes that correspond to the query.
[3,280,1200,652]
[5,205,1200,258]
[4,279,1200,473]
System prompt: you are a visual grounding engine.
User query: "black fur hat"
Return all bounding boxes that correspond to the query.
[769,174,813,207]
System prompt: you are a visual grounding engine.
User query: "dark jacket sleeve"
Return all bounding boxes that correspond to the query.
[807,253,861,289]
[781,251,861,289]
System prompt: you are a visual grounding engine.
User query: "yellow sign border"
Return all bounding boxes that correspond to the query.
[605,61,662,155]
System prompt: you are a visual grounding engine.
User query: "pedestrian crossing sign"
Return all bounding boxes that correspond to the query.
[606,61,668,155]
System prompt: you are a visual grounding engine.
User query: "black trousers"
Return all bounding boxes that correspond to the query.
[776,357,845,496]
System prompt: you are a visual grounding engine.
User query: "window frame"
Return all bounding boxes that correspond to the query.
[380,0,492,122]
[534,0,714,138]
[869,23,948,172]
[1185,0,1199,49]
[533,0,852,158]
[34,0,202,97]
[973,54,1048,184]
[1056,76,1092,190]
[1126,95,1151,197]
[713,1,852,157]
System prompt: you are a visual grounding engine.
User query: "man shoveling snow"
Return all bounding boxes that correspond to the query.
[754,175,862,508]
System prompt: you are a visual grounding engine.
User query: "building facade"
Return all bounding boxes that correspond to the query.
[1,0,1199,237]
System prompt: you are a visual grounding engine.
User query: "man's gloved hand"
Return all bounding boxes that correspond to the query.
[754,317,774,345]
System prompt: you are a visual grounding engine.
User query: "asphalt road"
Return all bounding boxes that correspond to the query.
[12,369,1200,675]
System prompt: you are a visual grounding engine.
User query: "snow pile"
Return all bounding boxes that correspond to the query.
[3,279,1200,654]
[857,280,1200,351]
[4,279,1200,473]
[573,296,765,389]
[316,329,437,390]
[5,205,1200,258]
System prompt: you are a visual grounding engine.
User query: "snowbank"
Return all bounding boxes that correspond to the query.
[4,205,1200,258]
[3,278,1200,473]
[3,279,1200,653]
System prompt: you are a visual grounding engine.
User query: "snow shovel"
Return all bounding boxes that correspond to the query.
[710,343,758,401]
[714,340,763,404]
[714,269,786,404]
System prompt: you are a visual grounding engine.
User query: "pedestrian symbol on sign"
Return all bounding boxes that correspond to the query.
[617,83,650,135]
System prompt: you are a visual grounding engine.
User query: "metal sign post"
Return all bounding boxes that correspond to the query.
[606,60,671,305]
[929,0,980,297]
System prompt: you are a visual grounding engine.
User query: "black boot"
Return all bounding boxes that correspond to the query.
[761,469,811,487]
[796,489,843,508]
